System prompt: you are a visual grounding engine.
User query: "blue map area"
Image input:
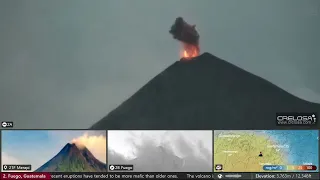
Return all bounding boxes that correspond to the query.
[261,130,319,172]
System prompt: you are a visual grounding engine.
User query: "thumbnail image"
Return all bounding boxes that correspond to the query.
[214,130,319,172]
[1,130,107,172]
[108,130,212,172]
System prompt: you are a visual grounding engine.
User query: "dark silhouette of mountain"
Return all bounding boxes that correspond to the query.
[35,143,107,172]
[91,53,320,130]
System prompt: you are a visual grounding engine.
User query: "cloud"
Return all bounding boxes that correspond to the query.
[1,130,107,172]
[108,131,212,172]
[71,133,107,163]
[292,87,320,103]
[1,152,31,172]
[1,152,24,165]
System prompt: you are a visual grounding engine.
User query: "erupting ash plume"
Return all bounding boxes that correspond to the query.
[169,17,200,59]
[71,133,107,163]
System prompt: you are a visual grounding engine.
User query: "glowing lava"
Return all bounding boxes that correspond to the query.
[181,43,200,60]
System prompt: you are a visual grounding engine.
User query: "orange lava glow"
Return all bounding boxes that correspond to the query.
[180,43,200,60]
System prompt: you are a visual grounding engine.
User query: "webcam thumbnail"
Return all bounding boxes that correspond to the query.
[108,130,212,172]
[214,130,319,172]
[1,130,107,172]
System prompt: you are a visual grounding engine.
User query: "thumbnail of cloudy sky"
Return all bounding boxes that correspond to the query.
[108,130,212,172]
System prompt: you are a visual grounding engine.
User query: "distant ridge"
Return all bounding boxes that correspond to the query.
[91,52,320,130]
[35,143,107,172]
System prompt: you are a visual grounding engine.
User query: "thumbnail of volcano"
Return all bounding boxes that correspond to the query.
[91,53,320,130]
[35,143,107,172]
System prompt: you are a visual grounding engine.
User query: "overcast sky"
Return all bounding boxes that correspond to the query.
[0,0,319,129]
[108,130,212,172]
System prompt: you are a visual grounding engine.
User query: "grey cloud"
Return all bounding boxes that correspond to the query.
[108,135,212,172]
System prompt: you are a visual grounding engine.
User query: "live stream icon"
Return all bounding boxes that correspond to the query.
[1,121,13,128]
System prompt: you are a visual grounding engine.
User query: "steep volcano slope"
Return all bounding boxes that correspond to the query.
[91,53,320,130]
[35,143,107,172]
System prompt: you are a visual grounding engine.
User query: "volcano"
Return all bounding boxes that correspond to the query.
[91,53,320,130]
[35,143,107,172]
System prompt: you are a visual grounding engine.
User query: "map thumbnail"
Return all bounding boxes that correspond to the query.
[214,130,319,172]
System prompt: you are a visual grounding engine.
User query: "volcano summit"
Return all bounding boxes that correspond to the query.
[91,53,320,130]
[35,143,107,172]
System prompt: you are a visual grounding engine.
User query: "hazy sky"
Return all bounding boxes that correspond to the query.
[1,130,107,171]
[108,130,212,172]
[0,0,319,129]
[108,130,212,159]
